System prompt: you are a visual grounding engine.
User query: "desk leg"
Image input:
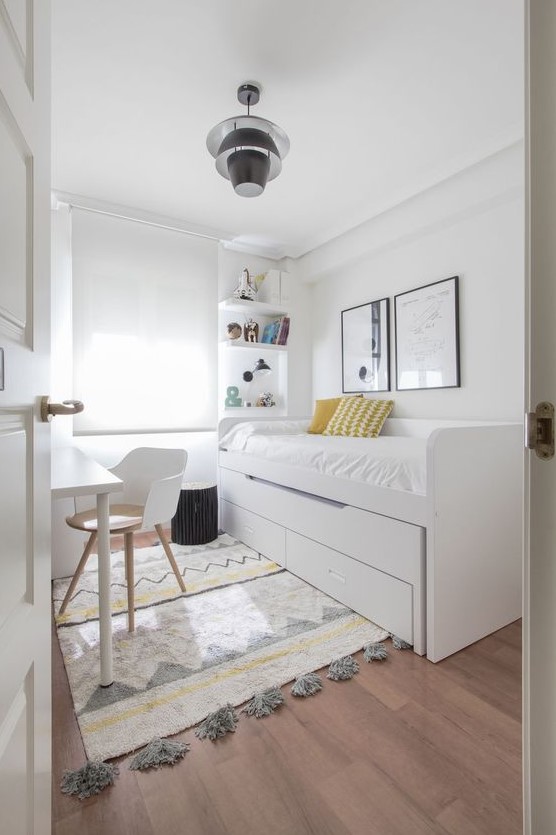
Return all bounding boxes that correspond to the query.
[96,492,113,686]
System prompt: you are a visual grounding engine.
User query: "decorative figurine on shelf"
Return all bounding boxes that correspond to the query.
[227,322,242,341]
[225,386,242,407]
[233,267,257,301]
[244,319,259,342]
[256,392,275,407]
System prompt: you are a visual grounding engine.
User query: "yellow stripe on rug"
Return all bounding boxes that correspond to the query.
[81,614,368,735]
[55,560,281,625]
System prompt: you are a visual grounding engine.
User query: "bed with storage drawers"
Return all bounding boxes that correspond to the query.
[218,416,522,662]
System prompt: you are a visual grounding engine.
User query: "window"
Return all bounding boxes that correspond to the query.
[71,209,217,433]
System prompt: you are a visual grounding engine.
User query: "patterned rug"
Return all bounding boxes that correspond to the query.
[54,535,388,762]
[52,533,279,626]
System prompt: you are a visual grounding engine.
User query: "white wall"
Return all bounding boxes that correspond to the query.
[300,143,524,421]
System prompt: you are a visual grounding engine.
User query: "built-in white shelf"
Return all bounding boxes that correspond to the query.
[218,297,288,317]
[223,406,283,415]
[219,340,287,351]
[219,291,290,419]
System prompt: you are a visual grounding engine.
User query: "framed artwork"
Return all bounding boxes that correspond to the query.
[341,298,390,392]
[394,275,460,391]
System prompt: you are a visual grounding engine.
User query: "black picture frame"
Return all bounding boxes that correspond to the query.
[341,298,390,393]
[394,276,460,391]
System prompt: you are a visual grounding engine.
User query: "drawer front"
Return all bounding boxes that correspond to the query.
[220,499,286,566]
[220,467,423,584]
[286,530,413,644]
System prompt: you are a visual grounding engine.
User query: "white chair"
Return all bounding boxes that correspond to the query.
[59,447,188,632]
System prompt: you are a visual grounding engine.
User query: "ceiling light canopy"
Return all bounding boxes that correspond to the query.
[206,84,289,198]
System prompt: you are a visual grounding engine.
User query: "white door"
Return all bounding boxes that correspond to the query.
[524,1,556,833]
[0,2,52,833]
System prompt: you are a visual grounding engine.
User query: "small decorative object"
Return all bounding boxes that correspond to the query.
[233,267,257,301]
[254,272,267,291]
[244,318,259,342]
[227,322,242,341]
[394,276,460,391]
[225,386,242,407]
[342,298,390,393]
[256,392,275,407]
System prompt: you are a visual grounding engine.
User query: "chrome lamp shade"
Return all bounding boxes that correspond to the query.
[206,84,289,197]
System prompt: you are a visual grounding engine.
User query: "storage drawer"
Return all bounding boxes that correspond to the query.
[286,530,413,644]
[220,467,423,584]
[220,499,286,566]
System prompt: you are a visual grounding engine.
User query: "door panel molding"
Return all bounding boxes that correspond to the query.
[0,0,34,94]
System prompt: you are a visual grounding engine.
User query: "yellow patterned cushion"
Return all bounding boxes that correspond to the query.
[307,397,342,434]
[307,395,363,434]
[323,396,394,438]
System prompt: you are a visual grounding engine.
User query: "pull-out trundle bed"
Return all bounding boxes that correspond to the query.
[218,416,522,662]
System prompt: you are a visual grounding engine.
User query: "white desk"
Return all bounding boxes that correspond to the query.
[51,447,122,686]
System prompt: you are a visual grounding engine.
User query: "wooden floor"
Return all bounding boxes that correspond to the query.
[52,537,522,835]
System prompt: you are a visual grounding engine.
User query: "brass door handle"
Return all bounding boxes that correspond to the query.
[40,396,84,422]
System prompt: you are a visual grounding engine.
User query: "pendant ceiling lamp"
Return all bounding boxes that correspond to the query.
[206,83,289,198]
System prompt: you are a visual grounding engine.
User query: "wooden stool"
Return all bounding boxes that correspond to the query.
[171,482,218,545]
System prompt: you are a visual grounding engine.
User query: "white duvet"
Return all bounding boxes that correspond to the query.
[219,420,426,495]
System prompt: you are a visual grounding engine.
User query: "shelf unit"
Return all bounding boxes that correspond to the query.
[218,296,290,417]
[220,341,287,351]
[218,298,288,318]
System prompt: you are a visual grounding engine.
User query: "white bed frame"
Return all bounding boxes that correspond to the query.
[218,416,522,662]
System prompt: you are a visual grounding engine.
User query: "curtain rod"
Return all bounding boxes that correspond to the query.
[68,202,221,243]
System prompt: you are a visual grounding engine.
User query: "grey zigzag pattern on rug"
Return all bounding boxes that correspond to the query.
[78,600,344,715]
[55,537,388,761]
[53,533,282,626]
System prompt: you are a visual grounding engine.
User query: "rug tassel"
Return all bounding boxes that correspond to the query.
[291,671,323,697]
[195,703,239,741]
[129,737,190,770]
[391,634,413,650]
[242,686,285,718]
[60,760,119,799]
[327,655,359,681]
[363,641,388,662]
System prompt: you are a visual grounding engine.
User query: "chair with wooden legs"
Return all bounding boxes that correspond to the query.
[59,447,188,632]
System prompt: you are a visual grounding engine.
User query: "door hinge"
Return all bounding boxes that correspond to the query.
[525,401,554,460]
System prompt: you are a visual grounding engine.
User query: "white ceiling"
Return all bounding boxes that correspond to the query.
[51,0,524,260]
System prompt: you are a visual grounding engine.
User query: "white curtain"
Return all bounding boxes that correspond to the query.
[71,208,218,433]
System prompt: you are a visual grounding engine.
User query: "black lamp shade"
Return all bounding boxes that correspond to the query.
[218,128,279,157]
[228,149,271,198]
[243,358,272,381]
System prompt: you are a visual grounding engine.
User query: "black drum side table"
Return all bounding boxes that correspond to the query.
[171,482,218,545]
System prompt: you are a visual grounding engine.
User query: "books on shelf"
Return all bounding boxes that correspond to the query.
[276,316,290,345]
[261,321,277,343]
[261,316,289,346]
